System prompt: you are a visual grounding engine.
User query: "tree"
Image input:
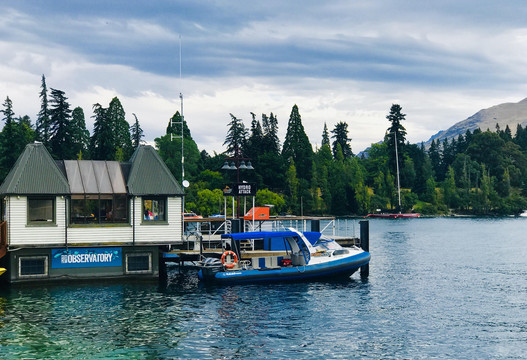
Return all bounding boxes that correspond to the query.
[0,97,34,179]
[321,122,330,147]
[385,104,407,181]
[282,105,313,183]
[70,107,90,159]
[36,74,51,145]
[107,97,132,160]
[156,111,201,184]
[224,113,247,156]
[131,113,144,149]
[331,121,353,158]
[90,103,114,160]
[48,88,75,159]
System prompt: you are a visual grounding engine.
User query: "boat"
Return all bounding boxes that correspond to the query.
[197,228,370,284]
[367,213,420,218]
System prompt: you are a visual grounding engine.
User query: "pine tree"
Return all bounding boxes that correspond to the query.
[107,97,132,160]
[331,121,353,158]
[48,88,74,159]
[385,104,407,180]
[0,97,34,179]
[321,122,330,148]
[90,103,114,160]
[36,74,50,145]
[224,113,247,156]
[282,105,313,183]
[131,113,144,149]
[71,107,90,159]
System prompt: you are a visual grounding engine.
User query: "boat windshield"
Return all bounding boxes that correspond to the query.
[313,235,343,251]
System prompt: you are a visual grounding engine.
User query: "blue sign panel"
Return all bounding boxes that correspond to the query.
[51,247,122,269]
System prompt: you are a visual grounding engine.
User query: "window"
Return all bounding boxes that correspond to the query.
[19,256,48,278]
[71,195,129,225]
[28,197,55,225]
[125,253,152,274]
[143,197,166,222]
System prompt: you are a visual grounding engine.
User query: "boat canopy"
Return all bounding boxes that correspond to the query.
[222,229,315,264]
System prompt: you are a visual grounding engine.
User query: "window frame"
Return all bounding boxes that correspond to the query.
[142,197,167,223]
[27,196,56,226]
[70,194,129,225]
[125,252,153,274]
[18,255,49,278]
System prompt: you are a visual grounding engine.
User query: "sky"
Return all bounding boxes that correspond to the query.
[1,1,527,155]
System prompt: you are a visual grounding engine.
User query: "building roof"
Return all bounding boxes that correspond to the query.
[63,160,127,194]
[0,143,184,197]
[126,145,184,196]
[0,143,70,195]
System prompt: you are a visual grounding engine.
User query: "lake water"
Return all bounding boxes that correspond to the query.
[1,217,527,359]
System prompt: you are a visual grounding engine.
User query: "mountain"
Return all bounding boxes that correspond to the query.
[424,97,527,146]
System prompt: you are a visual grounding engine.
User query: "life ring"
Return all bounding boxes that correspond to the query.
[221,250,238,269]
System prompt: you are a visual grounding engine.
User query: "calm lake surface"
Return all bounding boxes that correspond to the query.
[1,217,527,359]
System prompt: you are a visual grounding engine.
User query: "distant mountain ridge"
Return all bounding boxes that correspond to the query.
[424,97,527,146]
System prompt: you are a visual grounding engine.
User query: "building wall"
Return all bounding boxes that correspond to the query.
[7,195,183,247]
[7,196,67,247]
[132,196,182,244]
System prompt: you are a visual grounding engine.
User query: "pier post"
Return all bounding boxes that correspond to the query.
[359,220,369,277]
[311,219,320,232]
[231,219,241,233]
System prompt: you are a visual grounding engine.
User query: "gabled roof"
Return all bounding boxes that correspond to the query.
[126,145,184,196]
[0,143,70,195]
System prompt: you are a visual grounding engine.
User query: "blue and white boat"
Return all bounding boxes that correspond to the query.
[197,228,370,284]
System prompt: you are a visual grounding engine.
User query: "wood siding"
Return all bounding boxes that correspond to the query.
[7,196,183,247]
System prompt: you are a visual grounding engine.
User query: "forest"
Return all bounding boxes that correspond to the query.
[2,75,527,216]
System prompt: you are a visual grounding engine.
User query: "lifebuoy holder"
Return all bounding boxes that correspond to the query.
[221,250,238,269]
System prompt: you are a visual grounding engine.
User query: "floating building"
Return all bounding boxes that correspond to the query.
[0,143,184,283]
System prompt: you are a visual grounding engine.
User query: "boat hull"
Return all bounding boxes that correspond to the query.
[198,251,370,284]
[367,213,420,218]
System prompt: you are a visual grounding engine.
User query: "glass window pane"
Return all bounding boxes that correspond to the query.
[85,194,99,223]
[93,161,113,194]
[28,198,54,223]
[71,195,86,224]
[79,162,98,193]
[143,197,166,222]
[64,161,84,193]
[100,195,112,223]
[107,162,127,194]
[113,195,128,223]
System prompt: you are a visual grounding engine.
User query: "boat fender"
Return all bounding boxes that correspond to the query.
[221,250,238,269]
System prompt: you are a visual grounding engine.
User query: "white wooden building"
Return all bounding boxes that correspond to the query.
[0,143,184,283]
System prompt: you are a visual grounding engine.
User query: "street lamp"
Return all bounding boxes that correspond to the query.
[222,146,254,218]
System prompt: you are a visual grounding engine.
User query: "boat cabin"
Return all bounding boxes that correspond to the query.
[0,143,184,283]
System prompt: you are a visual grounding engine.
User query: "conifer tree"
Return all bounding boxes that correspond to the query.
[90,103,114,160]
[48,88,75,159]
[36,75,50,145]
[331,121,353,158]
[131,113,144,149]
[107,97,132,160]
[321,122,330,148]
[282,105,313,182]
[71,107,90,159]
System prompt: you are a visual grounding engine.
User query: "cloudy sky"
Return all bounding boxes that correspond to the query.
[1,1,527,155]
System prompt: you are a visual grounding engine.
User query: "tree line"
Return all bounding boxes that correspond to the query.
[0,75,144,180]
[2,78,527,216]
[158,103,527,217]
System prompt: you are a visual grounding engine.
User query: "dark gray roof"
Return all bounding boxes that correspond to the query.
[127,145,184,196]
[0,143,70,195]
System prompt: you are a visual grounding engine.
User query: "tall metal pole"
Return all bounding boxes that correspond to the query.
[394,130,401,212]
